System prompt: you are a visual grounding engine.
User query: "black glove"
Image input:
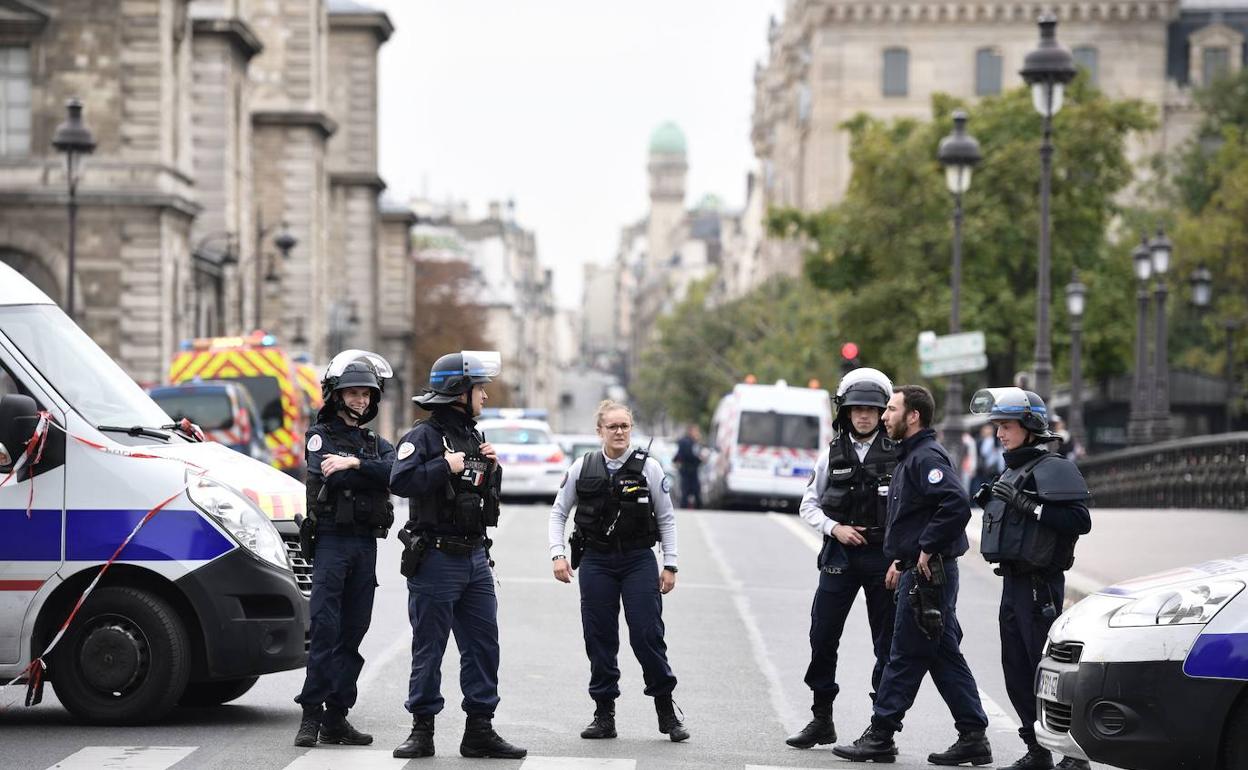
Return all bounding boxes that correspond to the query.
[991,479,1039,518]
[973,483,993,508]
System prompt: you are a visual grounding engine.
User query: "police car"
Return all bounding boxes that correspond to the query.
[1036,554,1248,770]
[0,263,308,723]
[477,410,566,502]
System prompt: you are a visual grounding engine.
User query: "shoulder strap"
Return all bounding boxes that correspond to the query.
[580,450,607,482]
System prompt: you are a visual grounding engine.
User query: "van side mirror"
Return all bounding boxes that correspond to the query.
[0,393,39,465]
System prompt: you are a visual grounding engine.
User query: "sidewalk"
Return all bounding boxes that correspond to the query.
[968,508,1248,601]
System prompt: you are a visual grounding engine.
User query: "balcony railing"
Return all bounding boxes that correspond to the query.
[1078,432,1248,509]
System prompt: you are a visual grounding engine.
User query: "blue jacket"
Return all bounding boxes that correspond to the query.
[884,428,970,562]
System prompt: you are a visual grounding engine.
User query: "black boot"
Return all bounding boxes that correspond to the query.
[392,714,435,759]
[294,705,321,748]
[655,695,690,742]
[580,699,617,739]
[320,718,373,745]
[997,737,1052,769]
[459,714,528,759]
[785,700,835,748]
[1054,759,1090,770]
[928,730,993,766]
[831,724,898,763]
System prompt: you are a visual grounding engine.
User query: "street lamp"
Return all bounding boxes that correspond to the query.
[1128,235,1153,445]
[51,98,97,321]
[1021,14,1076,406]
[1065,269,1087,455]
[936,109,982,461]
[1150,227,1173,441]
[253,218,296,330]
[1189,263,1242,433]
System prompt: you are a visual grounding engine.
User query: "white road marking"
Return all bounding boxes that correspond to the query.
[519,758,636,769]
[694,514,803,734]
[281,749,409,769]
[46,747,196,770]
[770,513,1021,734]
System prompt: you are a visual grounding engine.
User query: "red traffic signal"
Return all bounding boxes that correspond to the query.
[841,342,859,360]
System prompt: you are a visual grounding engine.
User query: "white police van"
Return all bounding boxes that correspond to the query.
[1036,554,1248,770]
[0,263,308,723]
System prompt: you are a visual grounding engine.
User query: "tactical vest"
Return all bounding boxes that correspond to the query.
[409,423,501,536]
[572,449,658,549]
[819,433,897,533]
[981,452,1090,571]
[305,425,394,537]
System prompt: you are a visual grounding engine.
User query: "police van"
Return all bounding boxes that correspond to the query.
[0,263,309,723]
[1035,554,1248,770]
[706,380,833,511]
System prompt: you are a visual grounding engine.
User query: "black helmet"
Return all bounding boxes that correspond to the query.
[319,350,392,425]
[834,367,892,432]
[969,387,1058,440]
[413,350,501,409]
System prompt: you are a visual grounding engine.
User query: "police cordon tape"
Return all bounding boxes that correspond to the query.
[1,415,208,711]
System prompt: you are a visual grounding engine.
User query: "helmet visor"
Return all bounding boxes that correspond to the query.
[969,387,1032,418]
[324,349,393,381]
[836,367,893,400]
[462,350,501,381]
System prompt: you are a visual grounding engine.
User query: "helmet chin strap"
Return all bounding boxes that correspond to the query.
[336,395,367,423]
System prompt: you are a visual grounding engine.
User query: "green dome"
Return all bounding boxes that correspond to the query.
[649,121,687,155]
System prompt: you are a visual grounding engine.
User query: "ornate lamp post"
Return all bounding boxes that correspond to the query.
[936,109,982,461]
[253,218,296,330]
[1065,269,1087,455]
[51,98,97,321]
[1128,235,1153,445]
[1149,228,1173,442]
[1021,15,1076,406]
[1190,263,1241,433]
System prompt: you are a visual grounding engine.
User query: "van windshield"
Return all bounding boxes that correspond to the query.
[228,376,284,434]
[1,305,173,433]
[738,411,821,449]
[151,391,233,430]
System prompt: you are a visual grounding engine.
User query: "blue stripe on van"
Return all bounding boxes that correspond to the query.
[0,509,61,560]
[1183,633,1248,681]
[65,509,234,562]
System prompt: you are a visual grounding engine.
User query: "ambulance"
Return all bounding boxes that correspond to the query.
[0,263,309,724]
[168,331,309,476]
[1036,554,1248,770]
[706,380,834,510]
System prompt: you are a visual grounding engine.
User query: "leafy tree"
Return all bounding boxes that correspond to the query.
[769,77,1154,404]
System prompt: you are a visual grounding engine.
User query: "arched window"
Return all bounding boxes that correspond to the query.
[975,47,1003,96]
[882,48,909,97]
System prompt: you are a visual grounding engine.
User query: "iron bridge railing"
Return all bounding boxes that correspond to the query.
[1078,432,1248,509]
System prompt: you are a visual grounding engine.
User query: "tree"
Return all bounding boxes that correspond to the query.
[769,78,1154,403]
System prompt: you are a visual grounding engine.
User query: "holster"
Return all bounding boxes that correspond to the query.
[569,530,586,570]
[298,514,317,562]
[910,555,946,640]
[397,525,429,578]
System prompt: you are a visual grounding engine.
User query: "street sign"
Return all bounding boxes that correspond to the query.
[917,330,985,362]
[920,353,988,377]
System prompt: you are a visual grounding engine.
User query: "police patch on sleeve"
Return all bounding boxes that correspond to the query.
[927,468,944,484]
[307,434,322,452]
[661,476,672,494]
[397,441,415,460]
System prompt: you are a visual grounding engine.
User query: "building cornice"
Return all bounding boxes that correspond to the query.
[252,110,338,140]
[330,171,386,191]
[807,0,1179,25]
[0,189,201,218]
[192,17,264,61]
[328,10,394,43]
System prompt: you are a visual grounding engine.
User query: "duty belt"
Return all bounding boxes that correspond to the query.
[584,535,654,553]
[430,534,485,557]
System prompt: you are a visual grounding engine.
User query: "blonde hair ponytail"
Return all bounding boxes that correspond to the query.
[595,399,633,428]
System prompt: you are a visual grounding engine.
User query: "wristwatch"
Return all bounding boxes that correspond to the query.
[552,554,567,562]
[663,565,678,574]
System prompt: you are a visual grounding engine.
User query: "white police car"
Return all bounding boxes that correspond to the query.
[477,410,566,502]
[1036,554,1248,770]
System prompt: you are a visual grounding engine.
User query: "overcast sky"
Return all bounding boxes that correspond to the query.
[370,0,785,309]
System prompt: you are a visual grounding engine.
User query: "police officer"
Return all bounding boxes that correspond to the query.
[294,351,396,748]
[786,368,898,750]
[970,388,1091,770]
[834,384,993,766]
[549,400,688,742]
[389,351,526,760]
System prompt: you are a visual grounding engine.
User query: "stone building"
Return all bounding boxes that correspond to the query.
[0,0,405,395]
[749,0,1248,282]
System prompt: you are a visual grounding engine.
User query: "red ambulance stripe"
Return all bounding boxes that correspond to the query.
[0,580,44,591]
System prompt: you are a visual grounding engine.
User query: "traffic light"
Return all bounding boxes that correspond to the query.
[840,342,861,374]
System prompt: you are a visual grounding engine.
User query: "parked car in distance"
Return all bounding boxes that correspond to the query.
[149,380,272,465]
[477,417,567,503]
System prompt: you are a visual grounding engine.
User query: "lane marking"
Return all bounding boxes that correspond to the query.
[281,749,409,769]
[519,758,636,769]
[694,513,803,733]
[770,513,1021,733]
[46,747,196,770]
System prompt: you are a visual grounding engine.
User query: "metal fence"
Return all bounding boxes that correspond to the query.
[1078,432,1248,509]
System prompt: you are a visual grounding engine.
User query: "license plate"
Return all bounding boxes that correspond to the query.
[1036,669,1060,701]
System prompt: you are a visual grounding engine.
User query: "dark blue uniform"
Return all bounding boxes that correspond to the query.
[390,408,502,718]
[296,416,395,721]
[872,428,988,735]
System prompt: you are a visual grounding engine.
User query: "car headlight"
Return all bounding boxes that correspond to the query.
[1109,579,1244,627]
[187,475,289,570]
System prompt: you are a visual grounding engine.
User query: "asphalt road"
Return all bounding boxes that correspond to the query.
[1,504,1118,770]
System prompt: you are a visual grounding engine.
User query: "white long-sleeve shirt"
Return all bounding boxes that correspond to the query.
[798,433,876,537]
[548,449,678,568]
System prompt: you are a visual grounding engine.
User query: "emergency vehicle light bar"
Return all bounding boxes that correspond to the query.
[180,331,279,351]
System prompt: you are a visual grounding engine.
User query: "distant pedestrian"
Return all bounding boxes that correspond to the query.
[960,430,979,493]
[673,424,704,509]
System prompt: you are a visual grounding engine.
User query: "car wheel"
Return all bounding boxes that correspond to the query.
[178,676,259,707]
[1223,698,1248,770]
[49,586,190,724]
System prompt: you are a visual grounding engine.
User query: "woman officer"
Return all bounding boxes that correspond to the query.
[548,400,688,743]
